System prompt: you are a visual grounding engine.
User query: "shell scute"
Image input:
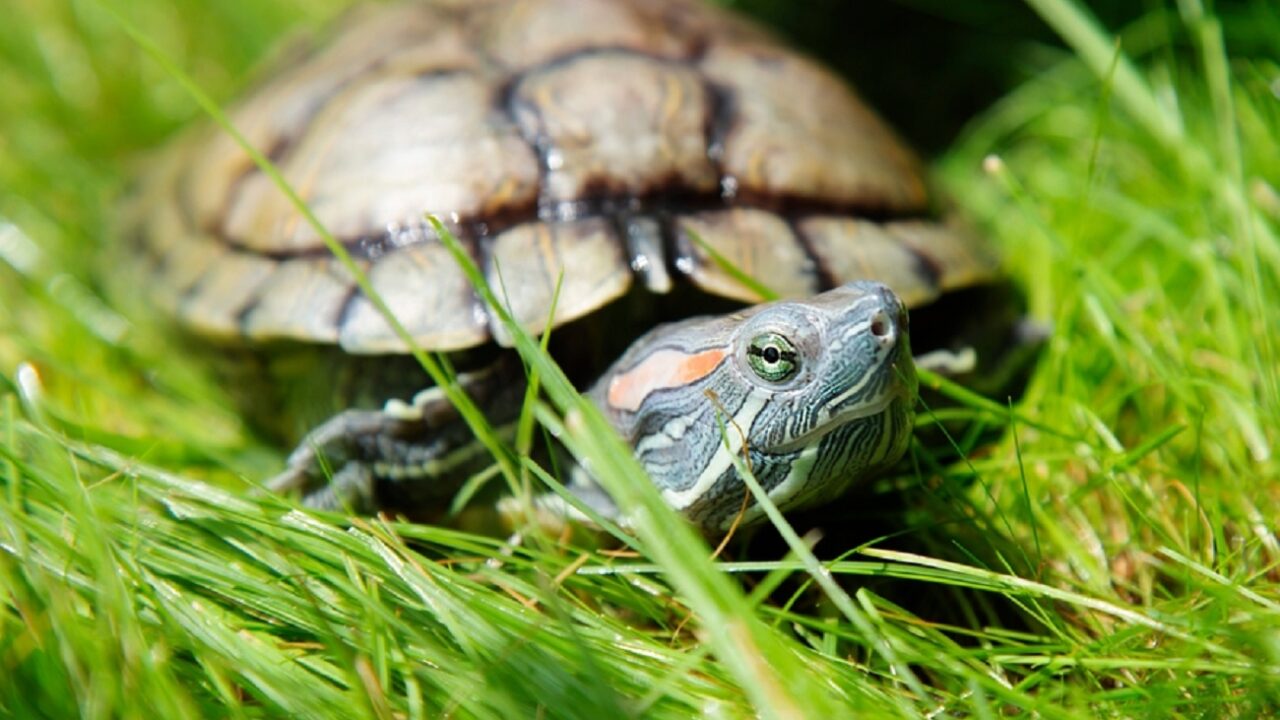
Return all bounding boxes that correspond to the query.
[511,53,718,204]
[338,242,489,353]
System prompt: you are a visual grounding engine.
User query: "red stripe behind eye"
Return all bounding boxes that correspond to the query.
[606,346,729,412]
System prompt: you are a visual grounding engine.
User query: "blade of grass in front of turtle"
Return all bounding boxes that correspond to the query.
[96,2,522,493]
[480,260,638,547]
[518,442,634,547]
[428,215,854,718]
[709,410,929,714]
[504,260,561,501]
[686,227,781,302]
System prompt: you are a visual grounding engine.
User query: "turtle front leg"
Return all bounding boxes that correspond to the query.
[268,361,525,515]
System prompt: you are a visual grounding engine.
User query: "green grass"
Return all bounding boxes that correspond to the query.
[3,0,1279,717]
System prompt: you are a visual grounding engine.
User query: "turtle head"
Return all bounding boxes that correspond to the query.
[734,281,914,450]
[597,281,917,532]
[709,281,917,525]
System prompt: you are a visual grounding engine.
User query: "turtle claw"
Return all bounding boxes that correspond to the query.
[266,408,410,513]
[265,463,308,495]
[289,463,376,513]
[268,457,377,514]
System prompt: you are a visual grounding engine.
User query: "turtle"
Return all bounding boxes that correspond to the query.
[127,0,1006,534]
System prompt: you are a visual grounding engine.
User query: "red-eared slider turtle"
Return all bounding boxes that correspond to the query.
[129,0,1002,533]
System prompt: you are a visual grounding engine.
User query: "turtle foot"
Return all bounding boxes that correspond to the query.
[268,362,526,515]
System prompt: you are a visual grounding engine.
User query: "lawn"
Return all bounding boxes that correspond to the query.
[1,0,1278,717]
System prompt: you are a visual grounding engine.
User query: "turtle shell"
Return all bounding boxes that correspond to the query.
[132,0,998,356]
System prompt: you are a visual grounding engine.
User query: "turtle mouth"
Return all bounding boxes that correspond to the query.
[767,381,909,455]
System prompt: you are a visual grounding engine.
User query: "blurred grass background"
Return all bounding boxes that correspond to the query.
[2,0,1279,717]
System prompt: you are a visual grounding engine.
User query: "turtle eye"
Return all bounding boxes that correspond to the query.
[746,332,798,382]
